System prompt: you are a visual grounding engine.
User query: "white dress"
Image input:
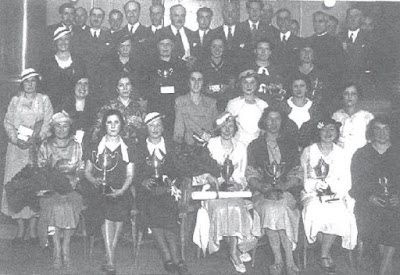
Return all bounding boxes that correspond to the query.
[332,109,374,158]
[226,96,268,147]
[300,143,357,250]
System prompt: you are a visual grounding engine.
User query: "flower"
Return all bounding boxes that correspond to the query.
[317,122,325,129]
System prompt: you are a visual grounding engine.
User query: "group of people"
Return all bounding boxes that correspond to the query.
[1,1,398,275]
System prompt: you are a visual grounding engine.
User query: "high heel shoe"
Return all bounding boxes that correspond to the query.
[230,257,246,273]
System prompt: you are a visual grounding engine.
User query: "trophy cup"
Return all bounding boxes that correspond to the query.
[263,161,285,200]
[378,177,391,207]
[146,151,165,187]
[92,148,119,195]
[313,158,335,202]
[220,156,235,191]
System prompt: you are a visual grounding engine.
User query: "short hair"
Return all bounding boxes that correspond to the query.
[149,4,165,14]
[258,105,288,131]
[124,1,141,12]
[313,11,328,21]
[101,109,126,135]
[246,0,264,10]
[366,115,394,142]
[346,7,362,18]
[289,73,312,93]
[342,81,362,98]
[109,9,123,20]
[90,7,105,17]
[196,7,213,18]
[59,3,75,14]
[170,4,186,14]
[276,8,291,17]
[328,14,339,24]
[254,38,274,51]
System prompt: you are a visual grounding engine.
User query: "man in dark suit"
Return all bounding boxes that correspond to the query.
[75,7,89,33]
[74,7,113,82]
[260,3,280,38]
[105,9,124,45]
[119,1,152,61]
[148,4,164,35]
[338,8,374,83]
[272,8,303,76]
[192,7,214,59]
[158,4,198,66]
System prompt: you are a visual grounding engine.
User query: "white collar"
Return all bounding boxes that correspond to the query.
[96,135,129,162]
[248,20,260,29]
[199,29,209,35]
[55,55,73,69]
[171,25,183,35]
[280,31,291,40]
[128,22,140,33]
[348,28,360,37]
[151,25,162,33]
[146,137,166,159]
[90,28,100,36]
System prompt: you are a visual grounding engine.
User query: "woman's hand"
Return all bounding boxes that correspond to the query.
[206,175,220,190]
[389,194,400,207]
[106,187,124,198]
[142,178,157,191]
[200,132,212,142]
[93,178,106,189]
[315,181,328,192]
[368,195,386,208]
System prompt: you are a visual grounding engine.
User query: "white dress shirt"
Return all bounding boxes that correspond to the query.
[223,25,236,39]
[128,22,140,34]
[348,28,360,43]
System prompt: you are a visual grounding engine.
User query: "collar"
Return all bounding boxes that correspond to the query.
[146,137,166,159]
[151,25,162,33]
[128,22,140,33]
[348,28,360,37]
[224,24,236,32]
[248,20,260,29]
[90,28,100,36]
[97,135,129,162]
[171,25,183,35]
[199,29,209,36]
[81,25,87,30]
[117,96,131,107]
[280,31,291,39]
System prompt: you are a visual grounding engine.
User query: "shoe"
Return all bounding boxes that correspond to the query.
[163,260,177,273]
[268,263,283,275]
[239,252,252,263]
[176,260,190,275]
[230,257,246,273]
[320,257,336,274]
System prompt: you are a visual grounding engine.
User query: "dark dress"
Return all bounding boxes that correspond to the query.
[350,143,400,247]
[135,138,180,229]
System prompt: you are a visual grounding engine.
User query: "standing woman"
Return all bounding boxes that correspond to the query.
[351,116,400,275]
[2,68,53,244]
[301,117,357,274]
[226,70,268,147]
[85,109,135,274]
[40,26,86,111]
[174,71,218,145]
[332,82,374,159]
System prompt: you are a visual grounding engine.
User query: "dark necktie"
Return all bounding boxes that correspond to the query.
[282,34,286,43]
[252,23,257,37]
[175,30,185,58]
[227,26,233,43]
[349,33,354,43]
[130,25,135,34]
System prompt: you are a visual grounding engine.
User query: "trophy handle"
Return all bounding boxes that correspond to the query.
[91,151,103,171]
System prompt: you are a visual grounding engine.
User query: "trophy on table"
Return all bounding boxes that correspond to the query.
[263,160,285,200]
[146,151,165,187]
[313,158,335,202]
[219,156,235,191]
[92,148,119,195]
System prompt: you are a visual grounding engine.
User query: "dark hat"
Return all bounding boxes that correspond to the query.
[117,34,131,45]
[238,69,257,81]
[316,117,342,130]
[155,31,175,44]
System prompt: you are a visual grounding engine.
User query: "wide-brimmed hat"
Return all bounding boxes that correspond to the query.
[20,68,41,82]
[316,117,342,130]
[144,112,165,125]
[155,31,175,44]
[51,111,71,125]
[215,112,236,129]
[238,69,257,81]
[53,26,72,41]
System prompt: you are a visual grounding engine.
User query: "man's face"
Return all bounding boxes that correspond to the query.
[261,4,273,25]
[75,8,87,27]
[109,13,123,31]
[170,6,186,29]
[158,39,173,58]
[222,3,238,26]
[61,7,75,27]
[150,5,164,26]
[247,2,262,23]
[276,11,291,33]
[125,2,140,25]
[300,47,314,63]
[90,9,104,29]
[118,40,132,57]
[197,11,212,30]
[347,9,362,31]
[255,42,271,61]
[313,13,327,34]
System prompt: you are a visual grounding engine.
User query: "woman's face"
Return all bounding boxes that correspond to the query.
[147,119,164,140]
[373,122,390,145]
[157,39,173,58]
[117,77,132,99]
[54,122,71,139]
[300,47,314,64]
[292,79,307,99]
[56,34,71,52]
[220,120,235,140]
[210,39,224,59]
[319,124,338,143]
[343,85,358,107]
[241,77,257,95]
[22,76,37,94]
[74,78,89,99]
[105,114,122,137]
[265,111,282,134]
[189,72,204,94]
[255,42,271,62]
[118,40,132,58]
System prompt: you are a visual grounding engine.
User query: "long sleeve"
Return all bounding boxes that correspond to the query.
[173,98,185,143]
[39,95,54,140]
[301,146,318,194]
[4,97,18,144]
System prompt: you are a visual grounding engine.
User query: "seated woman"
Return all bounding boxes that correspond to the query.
[197,37,237,112]
[301,117,357,274]
[246,107,301,275]
[89,75,146,146]
[226,70,268,147]
[332,82,374,159]
[84,109,135,274]
[351,116,400,275]
[194,112,261,274]
[37,111,85,269]
[279,74,323,151]
[174,70,218,146]
[136,112,189,275]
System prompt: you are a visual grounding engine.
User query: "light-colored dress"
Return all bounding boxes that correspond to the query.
[193,137,261,254]
[1,92,53,219]
[332,109,374,158]
[226,96,268,147]
[301,143,357,250]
